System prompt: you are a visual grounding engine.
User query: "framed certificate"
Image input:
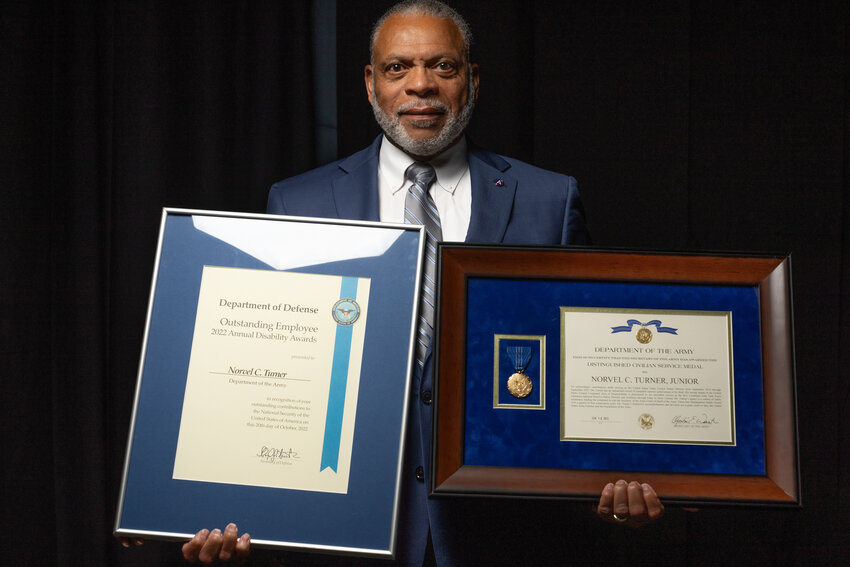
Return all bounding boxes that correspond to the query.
[431,245,799,507]
[114,209,424,557]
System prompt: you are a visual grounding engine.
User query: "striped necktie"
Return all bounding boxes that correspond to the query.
[403,162,442,371]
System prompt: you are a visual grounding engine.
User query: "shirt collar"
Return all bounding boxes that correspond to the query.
[378,135,469,196]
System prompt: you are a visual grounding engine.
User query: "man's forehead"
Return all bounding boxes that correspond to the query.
[373,13,465,59]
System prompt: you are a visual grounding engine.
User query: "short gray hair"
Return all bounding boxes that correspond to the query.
[369,1,473,64]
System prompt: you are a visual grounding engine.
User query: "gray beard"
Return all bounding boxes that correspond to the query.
[371,82,475,159]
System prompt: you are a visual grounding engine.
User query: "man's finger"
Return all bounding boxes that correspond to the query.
[235,533,252,558]
[642,483,665,520]
[218,523,239,561]
[627,481,648,518]
[182,529,209,563]
[612,479,630,517]
[596,482,615,516]
[198,528,224,565]
[118,536,145,548]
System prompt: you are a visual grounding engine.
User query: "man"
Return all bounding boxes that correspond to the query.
[175,1,664,564]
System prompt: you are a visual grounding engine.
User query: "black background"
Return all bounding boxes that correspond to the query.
[2,1,849,565]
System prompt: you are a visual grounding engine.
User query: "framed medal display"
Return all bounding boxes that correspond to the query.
[492,335,546,410]
[430,244,800,507]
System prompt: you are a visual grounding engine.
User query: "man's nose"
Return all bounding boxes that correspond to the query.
[404,65,438,97]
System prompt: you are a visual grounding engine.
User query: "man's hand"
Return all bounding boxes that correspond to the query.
[595,480,664,528]
[181,523,251,564]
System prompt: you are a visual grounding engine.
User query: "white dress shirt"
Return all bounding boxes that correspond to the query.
[377,136,472,242]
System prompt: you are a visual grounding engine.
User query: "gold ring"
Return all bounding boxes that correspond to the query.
[612,513,629,523]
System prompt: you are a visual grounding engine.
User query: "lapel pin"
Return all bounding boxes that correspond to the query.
[494,178,505,187]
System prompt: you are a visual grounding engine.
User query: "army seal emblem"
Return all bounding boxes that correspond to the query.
[636,327,653,344]
[638,413,655,430]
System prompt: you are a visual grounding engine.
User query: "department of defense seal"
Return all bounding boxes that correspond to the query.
[507,372,533,398]
[331,298,360,326]
[636,327,653,344]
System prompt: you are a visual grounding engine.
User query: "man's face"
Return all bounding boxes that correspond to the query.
[365,13,479,159]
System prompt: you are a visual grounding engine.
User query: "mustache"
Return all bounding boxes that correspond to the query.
[395,99,450,115]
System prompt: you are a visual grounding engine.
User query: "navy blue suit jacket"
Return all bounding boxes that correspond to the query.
[267,136,591,566]
[268,136,589,247]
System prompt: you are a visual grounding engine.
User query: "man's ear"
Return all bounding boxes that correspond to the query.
[470,63,480,104]
[364,65,374,105]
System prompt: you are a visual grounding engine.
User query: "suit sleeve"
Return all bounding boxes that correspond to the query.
[266,181,287,215]
[560,176,592,246]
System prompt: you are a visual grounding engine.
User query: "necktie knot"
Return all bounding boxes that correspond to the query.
[403,161,442,239]
[404,162,436,188]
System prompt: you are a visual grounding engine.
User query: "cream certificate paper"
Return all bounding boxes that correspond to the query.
[173,266,370,494]
[561,308,734,445]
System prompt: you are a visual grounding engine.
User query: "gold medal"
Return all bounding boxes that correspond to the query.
[636,327,652,344]
[507,371,533,398]
[505,345,533,399]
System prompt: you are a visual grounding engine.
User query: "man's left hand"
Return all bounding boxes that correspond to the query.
[595,479,664,528]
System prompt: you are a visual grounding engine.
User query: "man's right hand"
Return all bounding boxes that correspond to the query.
[181,523,251,564]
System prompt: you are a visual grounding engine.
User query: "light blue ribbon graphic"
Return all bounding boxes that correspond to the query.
[321,277,358,473]
[610,319,678,335]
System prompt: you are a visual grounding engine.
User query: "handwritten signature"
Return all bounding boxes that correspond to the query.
[671,414,719,425]
[257,446,300,462]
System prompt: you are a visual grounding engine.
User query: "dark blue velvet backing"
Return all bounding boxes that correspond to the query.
[119,214,419,550]
[463,277,765,475]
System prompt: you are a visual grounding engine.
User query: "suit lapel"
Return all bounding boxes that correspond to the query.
[464,146,516,243]
[331,136,382,221]
[328,137,517,231]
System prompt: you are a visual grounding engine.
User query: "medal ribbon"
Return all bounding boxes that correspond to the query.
[321,276,358,473]
[507,346,532,373]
